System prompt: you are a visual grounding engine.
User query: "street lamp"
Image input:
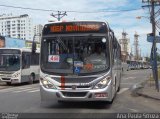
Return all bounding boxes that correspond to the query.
[136,16,151,23]
[136,16,150,19]
[136,16,149,19]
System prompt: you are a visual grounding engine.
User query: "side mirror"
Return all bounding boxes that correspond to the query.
[32,42,36,53]
[22,63,26,69]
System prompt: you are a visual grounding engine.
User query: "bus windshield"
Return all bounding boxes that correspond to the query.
[41,36,110,75]
[0,54,20,71]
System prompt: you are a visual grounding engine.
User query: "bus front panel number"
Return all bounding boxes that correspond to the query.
[48,55,60,62]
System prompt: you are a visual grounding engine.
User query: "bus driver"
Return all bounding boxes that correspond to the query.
[84,45,106,66]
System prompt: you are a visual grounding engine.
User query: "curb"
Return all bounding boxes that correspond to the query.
[130,80,146,97]
[135,80,160,101]
[136,91,160,101]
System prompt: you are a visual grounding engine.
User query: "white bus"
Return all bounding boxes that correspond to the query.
[40,21,121,103]
[0,48,40,85]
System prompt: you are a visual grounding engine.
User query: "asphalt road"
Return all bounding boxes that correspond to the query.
[0,69,159,117]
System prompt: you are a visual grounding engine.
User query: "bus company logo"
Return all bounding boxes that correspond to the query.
[71,85,77,90]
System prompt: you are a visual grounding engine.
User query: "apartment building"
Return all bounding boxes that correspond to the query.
[0,14,34,41]
[34,24,43,42]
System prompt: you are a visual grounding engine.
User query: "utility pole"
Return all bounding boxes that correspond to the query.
[51,11,67,21]
[142,0,159,92]
[151,0,159,92]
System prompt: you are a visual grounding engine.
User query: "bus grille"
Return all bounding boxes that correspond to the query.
[2,78,11,80]
[61,92,87,97]
[59,85,90,89]
[53,77,96,83]
[0,72,13,74]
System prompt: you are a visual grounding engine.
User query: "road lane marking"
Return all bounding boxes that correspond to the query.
[121,83,134,85]
[117,88,129,94]
[28,89,40,93]
[122,77,136,80]
[12,88,38,93]
[0,87,34,92]
[0,85,39,92]
[127,108,138,112]
[0,87,39,93]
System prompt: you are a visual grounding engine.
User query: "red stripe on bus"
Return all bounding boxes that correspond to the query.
[61,76,65,90]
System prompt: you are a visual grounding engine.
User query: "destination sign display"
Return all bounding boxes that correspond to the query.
[43,22,107,34]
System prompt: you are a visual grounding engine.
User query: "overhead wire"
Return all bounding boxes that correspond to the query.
[0,4,142,13]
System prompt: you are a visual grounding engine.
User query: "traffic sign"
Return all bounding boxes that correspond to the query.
[147,36,160,43]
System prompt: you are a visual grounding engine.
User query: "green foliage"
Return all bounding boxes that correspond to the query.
[157,53,160,62]
[146,57,150,62]
[146,53,160,62]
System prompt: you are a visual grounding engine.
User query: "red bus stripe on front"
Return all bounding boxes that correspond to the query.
[61,76,65,90]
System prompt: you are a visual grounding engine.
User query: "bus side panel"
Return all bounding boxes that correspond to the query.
[30,65,40,81]
[111,64,117,98]
[21,68,30,83]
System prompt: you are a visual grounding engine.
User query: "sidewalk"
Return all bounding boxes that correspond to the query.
[136,80,160,100]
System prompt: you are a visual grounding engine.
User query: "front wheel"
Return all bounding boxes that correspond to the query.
[6,82,11,86]
[117,85,121,92]
[117,76,121,92]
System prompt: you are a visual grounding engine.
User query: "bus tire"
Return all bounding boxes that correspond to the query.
[117,74,121,92]
[108,78,117,104]
[108,94,116,104]
[6,82,11,86]
[109,91,117,104]
[29,73,35,84]
[117,85,120,92]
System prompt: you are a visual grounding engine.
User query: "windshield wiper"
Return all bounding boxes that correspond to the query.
[57,37,68,52]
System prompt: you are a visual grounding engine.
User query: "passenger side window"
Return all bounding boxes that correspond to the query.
[22,52,30,69]
[31,53,39,65]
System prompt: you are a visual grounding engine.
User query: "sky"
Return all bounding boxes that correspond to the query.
[0,0,159,57]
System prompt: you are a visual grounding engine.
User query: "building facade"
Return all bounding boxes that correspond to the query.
[0,14,34,41]
[34,24,43,42]
[25,40,40,49]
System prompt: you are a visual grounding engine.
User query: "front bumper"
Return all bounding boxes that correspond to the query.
[0,77,20,84]
[40,83,112,102]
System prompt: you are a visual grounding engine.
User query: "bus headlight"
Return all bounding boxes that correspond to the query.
[12,72,20,78]
[93,76,111,89]
[40,78,56,89]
